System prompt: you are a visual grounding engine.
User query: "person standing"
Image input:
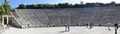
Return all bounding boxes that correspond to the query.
[114,23,118,30]
[65,21,71,31]
[114,23,118,34]
[107,22,111,31]
[86,23,88,28]
[89,23,92,29]
[65,25,67,31]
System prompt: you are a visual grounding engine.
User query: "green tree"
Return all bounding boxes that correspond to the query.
[57,3,72,8]
[0,6,5,14]
[74,4,84,8]
[2,0,11,14]
[32,4,37,9]
[17,4,26,9]
[26,4,37,9]
[37,4,44,9]
[43,4,54,9]
[0,6,5,21]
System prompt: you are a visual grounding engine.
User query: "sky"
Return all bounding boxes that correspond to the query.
[0,0,120,8]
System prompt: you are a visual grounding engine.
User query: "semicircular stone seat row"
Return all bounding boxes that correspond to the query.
[11,7,120,28]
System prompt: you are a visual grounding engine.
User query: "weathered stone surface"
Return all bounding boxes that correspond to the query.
[11,7,120,28]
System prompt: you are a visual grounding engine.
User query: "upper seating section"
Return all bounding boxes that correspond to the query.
[11,7,120,28]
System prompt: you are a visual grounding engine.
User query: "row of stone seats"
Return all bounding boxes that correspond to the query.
[11,7,120,28]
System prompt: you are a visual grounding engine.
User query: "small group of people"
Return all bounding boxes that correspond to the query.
[64,22,93,31]
[64,21,119,32]
[86,23,93,29]
[107,22,119,30]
